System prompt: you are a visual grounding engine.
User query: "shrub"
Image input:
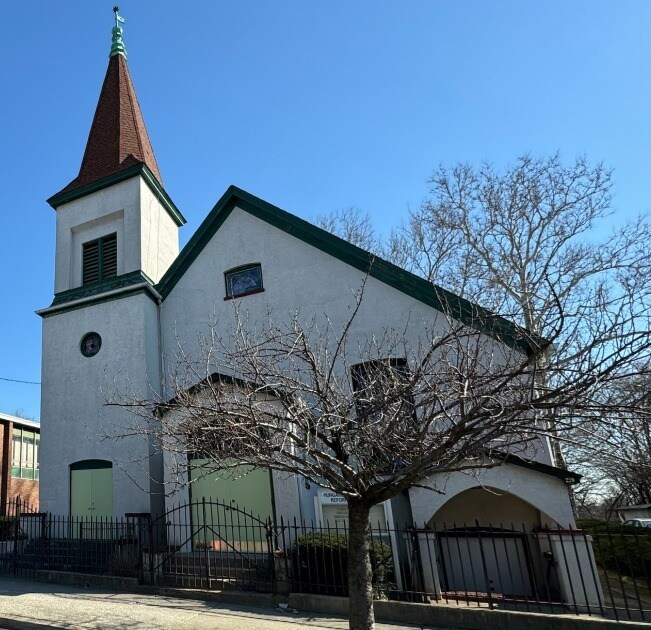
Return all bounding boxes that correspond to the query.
[291,532,394,597]
[577,519,651,578]
[0,517,17,542]
[105,547,139,576]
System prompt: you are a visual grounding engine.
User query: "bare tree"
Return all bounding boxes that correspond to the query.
[574,372,651,515]
[315,207,380,253]
[388,154,651,471]
[113,268,651,629]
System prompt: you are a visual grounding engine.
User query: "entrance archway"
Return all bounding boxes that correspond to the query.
[429,486,542,530]
[430,487,544,598]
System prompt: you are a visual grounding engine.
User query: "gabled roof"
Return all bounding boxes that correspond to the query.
[156,186,543,355]
[49,52,162,201]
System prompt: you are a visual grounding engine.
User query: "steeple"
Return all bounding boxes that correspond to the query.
[50,8,162,199]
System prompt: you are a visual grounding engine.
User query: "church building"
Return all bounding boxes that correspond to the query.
[38,13,578,548]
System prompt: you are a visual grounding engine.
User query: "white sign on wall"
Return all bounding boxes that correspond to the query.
[315,488,388,529]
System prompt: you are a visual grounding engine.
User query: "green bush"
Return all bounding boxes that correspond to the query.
[291,532,394,597]
[0,517,17,542]
[577,519,651,578]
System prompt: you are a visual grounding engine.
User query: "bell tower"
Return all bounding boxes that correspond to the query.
[38,9,184,517]
[46,8,184,299]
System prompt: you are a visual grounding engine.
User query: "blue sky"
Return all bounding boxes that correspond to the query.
[1,1,650,420]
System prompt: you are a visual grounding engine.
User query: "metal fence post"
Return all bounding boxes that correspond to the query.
[12,497,21,576]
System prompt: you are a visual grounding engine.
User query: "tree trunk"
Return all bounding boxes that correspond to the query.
[347,500,374,630]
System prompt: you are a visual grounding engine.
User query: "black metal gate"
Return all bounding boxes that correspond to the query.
[437,527,537,600]
[147,499,278,592]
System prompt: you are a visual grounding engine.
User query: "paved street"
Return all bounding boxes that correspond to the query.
[0,578,436,630]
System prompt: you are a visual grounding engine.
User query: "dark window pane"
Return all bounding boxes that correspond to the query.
[83,240,100,284]
[225,265,263,298]
[102,233,117,279]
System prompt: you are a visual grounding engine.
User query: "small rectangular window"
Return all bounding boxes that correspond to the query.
[83,233,117,285]
[224,264,263,299]
[10,428,40,479]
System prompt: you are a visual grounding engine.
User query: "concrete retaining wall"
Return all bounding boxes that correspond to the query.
[288,593,651,630]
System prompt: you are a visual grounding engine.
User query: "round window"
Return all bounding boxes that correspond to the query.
[80,332,102,358]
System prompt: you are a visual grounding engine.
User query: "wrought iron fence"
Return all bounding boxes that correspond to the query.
[1,498,649,623]
[146,499,277,592]
[279,518,651,622]
[1,498,146,579]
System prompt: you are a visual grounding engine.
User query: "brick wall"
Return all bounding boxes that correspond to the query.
[0,425,4,498]
[8,477,39,511]
[0,420,9,513]
[1,419,40,514]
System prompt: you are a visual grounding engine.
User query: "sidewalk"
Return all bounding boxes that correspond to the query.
[0,577,436,629]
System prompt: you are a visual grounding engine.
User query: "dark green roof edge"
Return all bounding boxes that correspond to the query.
[493,452,582,484]
[156,185,543,354]
[156,370,283,415]
[46,163,186,227]
[38,285,157,319]
[51,270,154,307]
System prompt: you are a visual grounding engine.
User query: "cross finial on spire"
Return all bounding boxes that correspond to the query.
[110,6,127,59]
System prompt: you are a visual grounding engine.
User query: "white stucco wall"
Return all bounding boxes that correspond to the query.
[39,291,163,516]
[161,206,452,357]
[161,205,554,462]
[139,178,179,283]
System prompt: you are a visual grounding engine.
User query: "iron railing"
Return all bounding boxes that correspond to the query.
[277,518,651,622]
[1,498,649,623]
[1,498,146,578]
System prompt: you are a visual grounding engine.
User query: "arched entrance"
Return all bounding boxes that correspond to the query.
[430,487,544,598]
[70,459,113,519]
[430,486,543,529]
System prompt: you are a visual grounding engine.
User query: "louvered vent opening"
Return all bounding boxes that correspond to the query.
[82,233,118,285]
[82,240,100,285]
[102,233,117,279]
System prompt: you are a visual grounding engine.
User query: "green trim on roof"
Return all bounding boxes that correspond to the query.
[158,371,283,415]
[156,186,541,354]
[493,452,582,484]
[51,270,154,307]
[38,285,157,319]
[46,163,186,227]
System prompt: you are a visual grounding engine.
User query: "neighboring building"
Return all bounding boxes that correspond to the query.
[0,412,39,514]
[617,504,651,522]
[38,15,578,546]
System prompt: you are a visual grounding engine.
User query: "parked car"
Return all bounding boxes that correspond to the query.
[622,519,651,529]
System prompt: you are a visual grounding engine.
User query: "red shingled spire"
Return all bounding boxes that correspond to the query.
[54,53,162,196]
